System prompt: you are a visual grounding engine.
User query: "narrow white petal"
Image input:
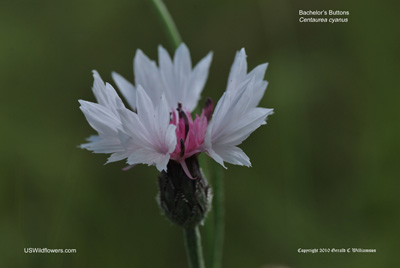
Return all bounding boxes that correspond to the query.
[79,94,126,157]
[249,80,268,108]
[82,142,123,155]
[154,93,177,153]
[117,102,153,148]
[206,148,226,169]
[212,146,251,167]
[185,51,213,111]
[105,83,126,117]
[158,45,176,109]
[91,70,108,106]
[107,151,134,163]
[127,148,170,172]
[156,93,171,131]
[247,63,269,107]
[158,45,173,67]
[165,124,178,153]
[136,85,157,137]
[215,108,273,147]
[160,43,193,110]
[174,43,192,82]
[226,48,248,93]
[207,79,254,143]
[80,135,123,154]
[79,100,120,136]
[111,71,137,110]
[248,62,268,81]
[134,49,163,105]
[90,70,126,119]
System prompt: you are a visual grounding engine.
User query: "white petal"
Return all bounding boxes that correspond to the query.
[135,86,177,154]
[174,43,192,83]
[158,45,173,67]
[206,79,254,144]
[107,151,132,163]
[136,85,156,136]
[226,48,248,93]
[247,63,269,107]
[212,146,251,167]
[156,92,171,131]
[115,86,177,171]
[134,49,163,105]
[215,108,273,146]
[206,148,226,169]
[91,70,108,106]
[117,101,153,149]
[226,51,270,108]
[111,71,137,110]
[90,70,127,121]
[165,124,178,154]
[204,91,232,147]
[81,139,122,154]
[173,44,192,104]
[248,62,268,81]
[79,98,126,156]
[158,44,212,111]
[158,45,176,109]
[249,80,268,108]
[127,148,170,172]
[154,93,177,153]
[80,135,123,154]
[185,52,213,111]
[205,49,273,168]
[79,100,120,136]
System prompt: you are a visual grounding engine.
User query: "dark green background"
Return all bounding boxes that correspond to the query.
[1,0,399,267]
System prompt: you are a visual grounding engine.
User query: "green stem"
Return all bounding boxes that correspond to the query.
[211,164,224,268]
[199,156,214,267]
[184,227,206,268]
[150,0,182,49]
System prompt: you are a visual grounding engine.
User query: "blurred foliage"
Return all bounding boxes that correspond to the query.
[0,0,399,267]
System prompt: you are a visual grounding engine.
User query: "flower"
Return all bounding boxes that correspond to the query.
[79,44,273,178]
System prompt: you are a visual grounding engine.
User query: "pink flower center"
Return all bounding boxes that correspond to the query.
[170,98,213,162]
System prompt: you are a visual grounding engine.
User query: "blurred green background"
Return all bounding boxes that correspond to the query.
[1,0,399,267]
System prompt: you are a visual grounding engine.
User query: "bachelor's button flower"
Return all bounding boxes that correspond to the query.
[79,44,273,178]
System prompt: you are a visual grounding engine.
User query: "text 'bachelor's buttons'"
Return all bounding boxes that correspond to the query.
[298,10,350,24]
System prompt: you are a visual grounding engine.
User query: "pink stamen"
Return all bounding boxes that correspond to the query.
[169,99,214,178]
[180,160,197,180]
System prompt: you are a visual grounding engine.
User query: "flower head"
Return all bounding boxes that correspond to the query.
[79,44,273,177]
